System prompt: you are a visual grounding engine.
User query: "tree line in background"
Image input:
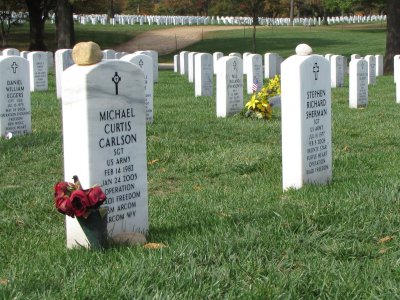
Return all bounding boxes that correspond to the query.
[0,0,398,74]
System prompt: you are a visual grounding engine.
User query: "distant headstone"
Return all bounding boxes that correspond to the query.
[351,54,360,60]
[20,51,29,59]
[281,45,332,190]
[147,50,158,83]
[364,55,376,85]
[62,59,148,247]
[394,55,400,83]
[121,53,154,123]
[3,48,19,56]
[55,49,74,99]
[229,53,241,58]
[330,55,344,88]
[242,52,251,75]
[0,56,31,137]
[188,52,198,83]
[216,56,243,117]
[102,49,116,60]
[325,53,333,62]
[375,54,383,76]
[246,54,263,94]
[195,53,213,97]
[179,51,189,75]
[213,52,223,74]
[27,51,48,92]
[349,58,368,108]
[173,54,180,73]
[264,53,279,79]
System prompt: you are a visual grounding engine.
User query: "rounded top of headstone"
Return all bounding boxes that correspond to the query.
[295,44,313,56]
[72,41,103,66]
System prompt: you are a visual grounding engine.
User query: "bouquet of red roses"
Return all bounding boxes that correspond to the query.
[54,175,106,218]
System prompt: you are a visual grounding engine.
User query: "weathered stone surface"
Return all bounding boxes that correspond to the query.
[295,44,313,56]
[110,232,147,246]
[72,42,103,65]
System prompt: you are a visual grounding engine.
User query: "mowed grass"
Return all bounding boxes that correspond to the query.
[1,25,400,298]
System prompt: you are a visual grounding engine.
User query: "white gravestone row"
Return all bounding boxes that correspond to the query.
[62,59,148,248]
[281,45,332,191]
[246,54,263,94]
[216,56,243,117]
[0,56,31,137]
[349,58,368,108]
[27,51,48,92]
[121,53,154,123]
[195,53,213,97]
[55,49,75,99]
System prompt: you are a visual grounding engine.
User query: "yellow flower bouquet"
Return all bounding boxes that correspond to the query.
[242,75,281,120]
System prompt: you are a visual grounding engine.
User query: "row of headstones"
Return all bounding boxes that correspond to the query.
[54,13,386,27]
[173,51,283,98]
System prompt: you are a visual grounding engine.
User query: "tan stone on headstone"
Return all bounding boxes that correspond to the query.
[110,232,147,246]
[72,42,103,65]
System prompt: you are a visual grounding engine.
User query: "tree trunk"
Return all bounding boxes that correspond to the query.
[26,1,48,51]
[384,0,400,74]
[289,0,294,25]
[252,23,256,52]
[56,0,75,49]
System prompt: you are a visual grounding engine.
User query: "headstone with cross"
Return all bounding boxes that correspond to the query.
[195,52,213,97]
[121,53,154,123]
[62,57,148,248]
[0,56,31,137]
[349,58,368,108]
[27,51,49,92]
[246,54,263,94]
[216,56,243,117]
[281,44,332,190]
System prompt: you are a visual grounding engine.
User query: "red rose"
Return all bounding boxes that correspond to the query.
[70,190,90,217]
[54,182,69,197]
[87,187,107,209]
[55,195,75,217]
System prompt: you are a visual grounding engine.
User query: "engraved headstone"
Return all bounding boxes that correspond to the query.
[55,49,74,99]
[246,54,263,94]
[195,53,213,97]
[0,56,31,137]
[364,55,376,85]
[27,51,48,91]
[349,58,368,108]
[216,56,243,117]
[121,53,154,123]
[281,45,332,190]
[62,59,148,248]
[330,55,344,88]
[3,48,19,56]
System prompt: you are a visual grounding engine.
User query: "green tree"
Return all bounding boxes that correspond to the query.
[384,0,399,73]
[0,0,26,47]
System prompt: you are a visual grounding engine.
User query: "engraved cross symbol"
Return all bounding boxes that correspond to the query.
[112,72,121,95]
[233,60,237,71]
[139,59,144,68]
[313,62,319,80]
[11,62,18,73]
[361,61,365,70]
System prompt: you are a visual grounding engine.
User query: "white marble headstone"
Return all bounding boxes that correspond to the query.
[375,54,383,76]
[188,52,198,83]
[213,52,223,74]
[62,60,148,247]
[264,53,279,79]
[179,51,189,75]
[349,58,368,108]
[102,49,116,60]
[281,45,332,190]
[121,53,154,123]
[242,52,251,75]
[195,53,213,97]
[0,56,31,137]
[394,55,400,83]
[351,54,360,60]
[216,56,243,117]
[364,55,376,85]
[3,48,20,56]
[173,54,180,73]
[55,49,74,99]
[330,55,344,88]
[246,54,263,94]
[27,51,48,91]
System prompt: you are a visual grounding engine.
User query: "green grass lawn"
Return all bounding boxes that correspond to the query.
[1,25,400,298]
